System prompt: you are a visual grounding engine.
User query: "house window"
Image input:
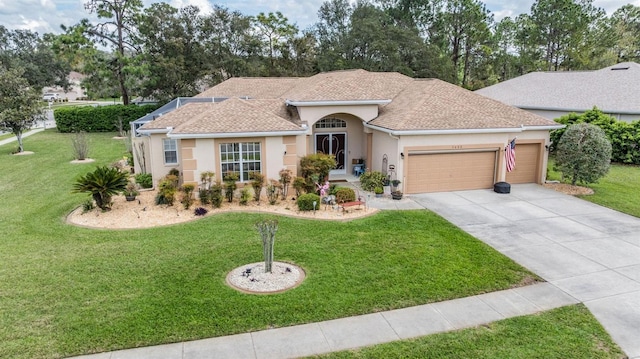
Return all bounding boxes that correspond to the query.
[315,118,346,129]
[220,142,261,181]
[163,138,178,164]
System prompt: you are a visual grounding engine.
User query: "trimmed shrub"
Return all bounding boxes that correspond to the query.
[240,187,251,205]
[292,176,306,197]
[279,168,292,199]
[155,176,178,205]
[223,173,239,203]
[266,180,281,205]
[249,172,264,202]
[297,193,320,211]
[211,182,223,208]
[551,107,640,164]
[135,173,153,188]
[335,187,356,203]
[360,171,386,192]
[55,104,159,133]
[556,123,612,185]
[300,153,336,192]
[181,184,195,209]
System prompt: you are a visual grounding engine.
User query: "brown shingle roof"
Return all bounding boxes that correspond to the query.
[283,69,414,102]
[144,69,557,135]
[164,99,301,135]
[196,77,301,99]
[372,79,557,130]
[140,102,202,130]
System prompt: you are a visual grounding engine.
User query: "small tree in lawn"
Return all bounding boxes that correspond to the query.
[256,219,278,273]
[556,123,612,186]
[0,67,45,153]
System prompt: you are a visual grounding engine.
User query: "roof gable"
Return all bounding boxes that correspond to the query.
[196,77,301,99]
[282,69,414,102]
[142,98,302,135]
[372,79,557,131]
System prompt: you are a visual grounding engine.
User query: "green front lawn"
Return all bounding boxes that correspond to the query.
[0,131,539,358]
[548,158,640,217]
[0,132,14,141]
[312,304,625,359]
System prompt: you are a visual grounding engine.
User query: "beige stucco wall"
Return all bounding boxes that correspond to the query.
[370,129,399,174]
[190,138,217,186]
[396,130,551,186]
[132,136,151,176]
[146,134,182,187]
[297,105,379,127]
[264,136,287,181]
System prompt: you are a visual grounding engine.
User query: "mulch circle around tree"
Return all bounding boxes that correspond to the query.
[226,261,306,295]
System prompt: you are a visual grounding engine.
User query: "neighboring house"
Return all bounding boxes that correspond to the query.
[476,62,640,122]
[133,69,561,194]
[42,71,87,101]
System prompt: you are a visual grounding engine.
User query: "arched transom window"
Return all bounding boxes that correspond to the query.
[315,117,346,129]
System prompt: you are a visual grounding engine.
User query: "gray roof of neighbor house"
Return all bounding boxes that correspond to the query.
[475,62,640,115]
[139,69,559,135]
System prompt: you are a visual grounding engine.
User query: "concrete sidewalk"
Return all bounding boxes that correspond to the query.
[70,283,576,359]
[0,128,45,147]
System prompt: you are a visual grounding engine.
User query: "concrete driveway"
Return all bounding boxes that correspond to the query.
[412,184,640,359]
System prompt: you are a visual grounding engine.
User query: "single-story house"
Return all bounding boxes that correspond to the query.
[476,62,640,122]
[133,69,562,194]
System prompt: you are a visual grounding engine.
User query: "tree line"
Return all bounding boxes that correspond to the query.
[1,0,639,105]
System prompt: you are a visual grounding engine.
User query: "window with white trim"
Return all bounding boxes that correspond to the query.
[220,142,261,181]
[315,117,346,129]
[163,138,178,165]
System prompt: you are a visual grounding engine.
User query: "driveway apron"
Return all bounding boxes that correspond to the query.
[412,183,640,358]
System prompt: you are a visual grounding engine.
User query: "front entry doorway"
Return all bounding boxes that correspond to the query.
[315,133,346,174]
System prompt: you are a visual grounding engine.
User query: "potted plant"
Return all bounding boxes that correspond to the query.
[124,181,139,201]
[390,179,401,192]
[374,186,384,198]
[391,190,403,200]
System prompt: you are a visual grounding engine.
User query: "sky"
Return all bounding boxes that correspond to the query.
[1,0,639,35]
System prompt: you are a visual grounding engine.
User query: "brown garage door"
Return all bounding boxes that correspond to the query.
[505,143,541,184]
[406,150,497,193]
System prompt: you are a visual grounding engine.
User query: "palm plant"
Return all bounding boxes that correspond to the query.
[73,166,129,210]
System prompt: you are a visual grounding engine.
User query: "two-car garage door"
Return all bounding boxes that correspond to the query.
[406,150,498,193]
[405,143,541,193]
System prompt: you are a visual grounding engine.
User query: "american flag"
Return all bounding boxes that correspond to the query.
[505,138,516,172]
